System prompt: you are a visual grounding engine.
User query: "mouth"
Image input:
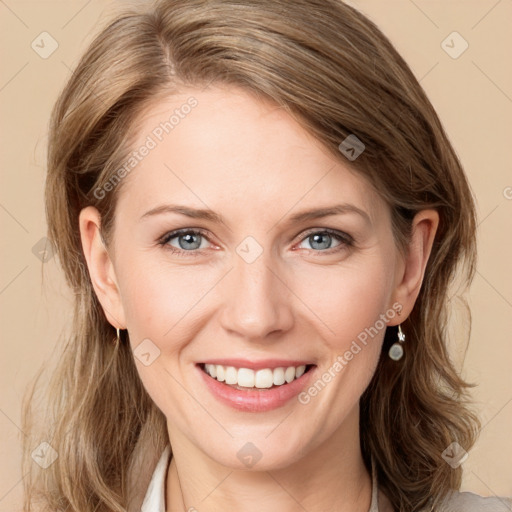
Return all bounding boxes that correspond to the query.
[197,362,316,391]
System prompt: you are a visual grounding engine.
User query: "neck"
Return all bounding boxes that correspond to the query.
[165,406,372,512]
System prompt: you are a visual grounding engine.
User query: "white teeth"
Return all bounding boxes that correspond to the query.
[255,369,273,388]
[284,366,296,383]
[203,363,310,389]
[208,364,217,378]
[237,368,255,387]
[225,366,238,385]
[273,367,285,385]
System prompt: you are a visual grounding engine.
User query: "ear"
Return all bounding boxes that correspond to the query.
[78,206,126,330]
[388,209,439,324]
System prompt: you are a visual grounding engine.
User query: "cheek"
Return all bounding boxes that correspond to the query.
[116,253,217,344]
[114,256,208,411]
[294,256,394,351]
[286,258,393,442]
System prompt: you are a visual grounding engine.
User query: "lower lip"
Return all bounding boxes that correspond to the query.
[197,364,316,412]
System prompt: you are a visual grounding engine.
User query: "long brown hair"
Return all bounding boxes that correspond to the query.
[21,1,480,510]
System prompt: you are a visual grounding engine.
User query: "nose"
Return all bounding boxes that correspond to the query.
[218,245,294,342]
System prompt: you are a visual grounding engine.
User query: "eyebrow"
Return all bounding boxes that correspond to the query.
[139,203,371,226]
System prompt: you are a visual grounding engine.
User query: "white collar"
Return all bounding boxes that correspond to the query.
[140,444,171,512]
[141,444,380,512]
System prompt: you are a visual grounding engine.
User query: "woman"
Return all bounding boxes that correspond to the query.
[21,0,511,511]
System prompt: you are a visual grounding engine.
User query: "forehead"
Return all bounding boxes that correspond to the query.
[115,85,385,226]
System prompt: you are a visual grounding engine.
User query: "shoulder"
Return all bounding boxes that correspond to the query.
[434,490,512,512]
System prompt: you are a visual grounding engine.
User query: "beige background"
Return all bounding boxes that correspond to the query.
[0,0,511,509]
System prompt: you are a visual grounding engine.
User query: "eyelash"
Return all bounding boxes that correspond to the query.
[157,227,354,258]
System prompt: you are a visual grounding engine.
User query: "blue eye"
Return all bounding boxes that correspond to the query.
[158,228,209,257]
[297,229,352,252]
[157,228,353,257]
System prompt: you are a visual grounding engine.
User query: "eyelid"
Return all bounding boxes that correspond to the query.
[157,227,214,255]
[158,227,210,243]
[295,227,354,246]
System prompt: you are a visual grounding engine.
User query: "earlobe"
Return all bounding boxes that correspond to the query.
[78,206,126,329]
[389,209,439,323]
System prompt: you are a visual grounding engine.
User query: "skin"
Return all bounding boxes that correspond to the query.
[79,84,438,512]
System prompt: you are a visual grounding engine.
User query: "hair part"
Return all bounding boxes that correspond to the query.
[22,1,479,510]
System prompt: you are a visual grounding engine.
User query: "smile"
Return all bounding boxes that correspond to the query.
[200,363,314,389]
[196,362,317,412]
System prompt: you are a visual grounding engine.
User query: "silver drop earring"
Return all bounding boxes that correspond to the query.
[388,324,405,361]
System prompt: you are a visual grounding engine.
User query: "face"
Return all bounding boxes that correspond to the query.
[80,84,435,472]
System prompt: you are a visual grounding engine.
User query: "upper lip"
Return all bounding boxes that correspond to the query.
[199,358,316,371]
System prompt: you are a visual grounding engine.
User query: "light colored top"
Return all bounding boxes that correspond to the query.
[141,444,512,512]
